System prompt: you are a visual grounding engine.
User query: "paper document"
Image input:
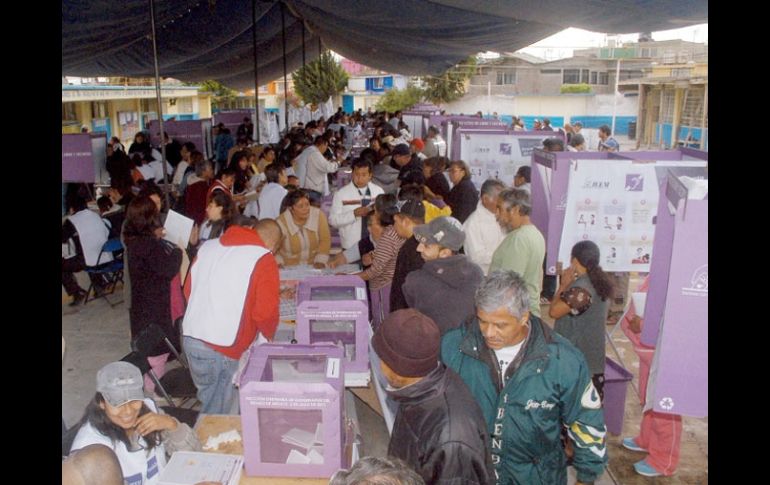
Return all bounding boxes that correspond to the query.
[164,209,194,248]
[159,451,243,485]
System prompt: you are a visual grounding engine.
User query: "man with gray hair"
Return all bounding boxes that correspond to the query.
[441,270,608,485]
[330,456,425,485]
[489,188,546,317]
[462,179,507,274]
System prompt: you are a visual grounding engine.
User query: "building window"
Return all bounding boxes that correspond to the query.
[671,68,692,78]
[62,103,77,121]
[540,69,561,75]
[619,70,644,81]
[372,77,384,90]
[590,72,597,84]
[599,72,609,85]
[177,97,193,113]
[91,101,108,118]
[496,70,516,85]
[581,69,590,83]
[563,69,580,84]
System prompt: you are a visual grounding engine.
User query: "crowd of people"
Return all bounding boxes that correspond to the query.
[63,108,674,484]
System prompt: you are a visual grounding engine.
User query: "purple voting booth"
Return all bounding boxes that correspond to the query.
[62,133,108,184]
[640,170,707,418]
[531,148,708,275]
[295,276,370,377]
[213,110,253,136]
[240,343,347,478]
[147,119,214,159]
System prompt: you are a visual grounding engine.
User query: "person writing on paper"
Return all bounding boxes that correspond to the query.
[183,218,282,414]
[549,240,614,400]
[124,195,184,392]
[275,189,331,268]
[70,362,201,485]
[329,157,384,254]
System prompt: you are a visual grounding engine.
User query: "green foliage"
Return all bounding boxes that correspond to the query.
[191,80,237,99]
[422,56,476,105]
[293,52,349,105]
[375,85,424,113]
[560,83,592,94]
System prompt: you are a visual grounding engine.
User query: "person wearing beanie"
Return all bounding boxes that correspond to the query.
[372,309,493,485]
[402,216,484,335]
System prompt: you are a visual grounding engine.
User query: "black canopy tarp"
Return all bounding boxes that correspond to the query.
[62,0,707,90]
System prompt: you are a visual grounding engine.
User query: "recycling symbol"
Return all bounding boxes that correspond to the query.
[659,397,675,411]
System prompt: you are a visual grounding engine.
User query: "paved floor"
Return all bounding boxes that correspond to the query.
[62,275,707,483]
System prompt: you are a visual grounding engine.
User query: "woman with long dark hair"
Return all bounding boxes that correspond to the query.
[70,361,200,484]
[549,240,614,399]
[198,190,236,244]
[123,195,184,392]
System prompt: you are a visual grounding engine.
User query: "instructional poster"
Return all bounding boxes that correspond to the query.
[459,133,550,188]
[558,160,658,272]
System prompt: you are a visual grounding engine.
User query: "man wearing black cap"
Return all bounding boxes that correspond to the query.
[391,143,425,187]
[403,216,484,335]
[389,198,427,312]
[372,309,493,485]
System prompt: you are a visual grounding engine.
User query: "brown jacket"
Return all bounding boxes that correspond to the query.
[275,206,331,266]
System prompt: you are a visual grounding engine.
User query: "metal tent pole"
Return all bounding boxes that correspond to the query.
[148,0,170,210]
[252,0,260,143]
[280,2,289,132]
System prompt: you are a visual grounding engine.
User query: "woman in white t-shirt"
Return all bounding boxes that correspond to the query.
[70,362,200,485]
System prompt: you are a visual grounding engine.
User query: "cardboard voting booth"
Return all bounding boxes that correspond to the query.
[62,133,108,184]
[147,119,214,160]
[531,148,707,275]
[641,170,708,418]
[295,276,371,383]
[455,130,557,188]
[240,343,347,478]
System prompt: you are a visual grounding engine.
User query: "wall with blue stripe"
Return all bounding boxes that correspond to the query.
[653,123,705,148]
[485,114,637,135]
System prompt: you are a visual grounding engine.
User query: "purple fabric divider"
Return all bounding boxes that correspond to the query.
[369,284,392,331]
[62,133,96,183]
[651,198,707,417]
[641,178,677,346]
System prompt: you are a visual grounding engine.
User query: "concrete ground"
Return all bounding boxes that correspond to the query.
[62,274,707,483]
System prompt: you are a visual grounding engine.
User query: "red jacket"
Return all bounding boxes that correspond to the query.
[184,225,279,360]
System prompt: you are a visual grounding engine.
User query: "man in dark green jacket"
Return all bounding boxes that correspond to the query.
[441,270,607,485]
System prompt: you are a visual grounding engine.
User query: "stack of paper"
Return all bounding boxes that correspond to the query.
[159,451,243,485]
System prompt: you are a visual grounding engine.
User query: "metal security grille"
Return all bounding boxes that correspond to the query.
[681,87,706,128]
[660,90,675,123]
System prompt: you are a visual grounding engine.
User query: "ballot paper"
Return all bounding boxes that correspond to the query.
[202,429,242,451]
[163,209,194,248]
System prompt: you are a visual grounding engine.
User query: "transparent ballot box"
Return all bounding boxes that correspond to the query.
[296,300,370,374]
[296,275,368,307]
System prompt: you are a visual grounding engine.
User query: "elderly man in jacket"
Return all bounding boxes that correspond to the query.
[441,271,607,485]
[373,309,493,485]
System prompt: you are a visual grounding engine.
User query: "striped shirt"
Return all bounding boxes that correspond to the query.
[360,225,405,290]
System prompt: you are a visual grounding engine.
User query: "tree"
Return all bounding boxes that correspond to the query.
[292,52,349,105]
[560,83,592,94]
[189,80,236,98]
[375,85,424,113]
[422,56,476,105]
